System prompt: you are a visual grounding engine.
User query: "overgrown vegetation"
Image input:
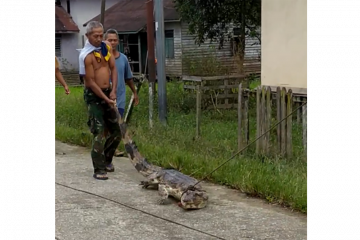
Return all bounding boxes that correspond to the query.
[174,0,261,46]
[55,83,307,213]
[182,46,232,76]
[174,0,261,73]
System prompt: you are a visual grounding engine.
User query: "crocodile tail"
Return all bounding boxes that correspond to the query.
[119,122,159,177]
[124,142,157,177]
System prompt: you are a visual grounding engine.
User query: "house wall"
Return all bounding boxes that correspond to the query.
[261,0,307,92]
[164,22,182,77]
[180,22,261,76]
[59,0,120,70]
[243,30,261,74]
[58,33,80,70]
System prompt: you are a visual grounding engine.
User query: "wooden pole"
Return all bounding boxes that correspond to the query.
[100,0,106,26]
[196,85,202,138]
[238,83,243,151]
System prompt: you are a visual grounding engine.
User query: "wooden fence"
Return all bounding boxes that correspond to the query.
[183,74,259,110]
[237,85,307,158]
[193,81,307,158]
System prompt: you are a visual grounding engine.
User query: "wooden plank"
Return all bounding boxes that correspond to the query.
[286,89,293,158]
[182,74,247,82]
[244,95,249,150]
[183,84,244,90]
[266,86,272,155]
[297,97,302,124]
[281,87,287,156]
[302,98,307,152]
[256,86,261,155]
[262,85,307,96]
[224,79,229,108]
[182,75,202,82]
[276,87,281,154]
[202,94,239,99]
[260,87,268,154]
[200,74,246,81]
[238,83,243,152]
[196,85,202,138]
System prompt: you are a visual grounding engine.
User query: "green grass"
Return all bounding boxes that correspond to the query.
[55,83,307,213]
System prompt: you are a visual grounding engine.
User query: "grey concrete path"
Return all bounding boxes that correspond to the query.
[55,140,307,240]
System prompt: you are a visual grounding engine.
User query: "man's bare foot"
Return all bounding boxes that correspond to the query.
[114,149,124,157]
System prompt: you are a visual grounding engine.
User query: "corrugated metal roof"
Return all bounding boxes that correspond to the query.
[83,0,180,33]
[56,5,80,33]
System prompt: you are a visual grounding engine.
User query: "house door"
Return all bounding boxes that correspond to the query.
[140,32,148,74]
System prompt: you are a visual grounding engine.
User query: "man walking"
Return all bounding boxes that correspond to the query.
[104,28,139,157]
[79,21,120,180]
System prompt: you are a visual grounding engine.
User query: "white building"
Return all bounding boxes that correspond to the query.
[261,0,307,93]
[55,0,120,70]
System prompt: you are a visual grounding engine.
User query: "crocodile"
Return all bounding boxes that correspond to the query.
[117,117,209,210]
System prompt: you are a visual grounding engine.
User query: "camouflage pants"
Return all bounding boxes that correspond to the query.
[84,87,121,174]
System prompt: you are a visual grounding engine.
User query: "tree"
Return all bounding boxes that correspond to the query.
[174,0,261,73]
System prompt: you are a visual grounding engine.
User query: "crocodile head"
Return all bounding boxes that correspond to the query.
[178,189,209,210]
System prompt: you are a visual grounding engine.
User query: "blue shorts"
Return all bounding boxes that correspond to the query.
[118,108,124,118]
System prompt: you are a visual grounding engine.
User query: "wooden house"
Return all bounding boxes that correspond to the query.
[83,0,261,78]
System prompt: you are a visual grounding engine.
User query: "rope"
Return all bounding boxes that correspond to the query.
[182,101,307,195]
[56,101,307,240]
[55,182,226,240]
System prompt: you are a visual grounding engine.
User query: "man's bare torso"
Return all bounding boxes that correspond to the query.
[85,52,111,89]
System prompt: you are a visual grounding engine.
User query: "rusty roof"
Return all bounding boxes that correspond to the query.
[83,0,180,33]
[56,5,80,33]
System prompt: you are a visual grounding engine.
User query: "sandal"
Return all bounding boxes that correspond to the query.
[114,149,124,157]
[105,164,115,172]
[93,173,108,180]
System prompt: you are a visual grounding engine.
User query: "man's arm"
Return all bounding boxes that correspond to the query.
[109,54,118,93]
[84,55,111,101]
[126,78,137,96]
[55,67,68,87]
[55,57,68,87]
[124,57,136,94]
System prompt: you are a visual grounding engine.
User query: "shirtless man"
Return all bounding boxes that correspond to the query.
[81,21,121,180]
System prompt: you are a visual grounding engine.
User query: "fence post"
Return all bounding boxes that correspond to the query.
[297,97,302,124]
[196,84,202,139]
[256,86,261,155]
[286,89,293,158]
[302,99,307,152]
[237,83,243,151]
[244,92,249,150]
[281,87,287,156]
[261,86,266,154]
[266,87,272,155]
[276,87,281,154]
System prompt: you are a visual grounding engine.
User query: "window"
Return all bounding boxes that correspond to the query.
[55,34,62,57]
[117,37,124,53]
[165,30,174,59]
